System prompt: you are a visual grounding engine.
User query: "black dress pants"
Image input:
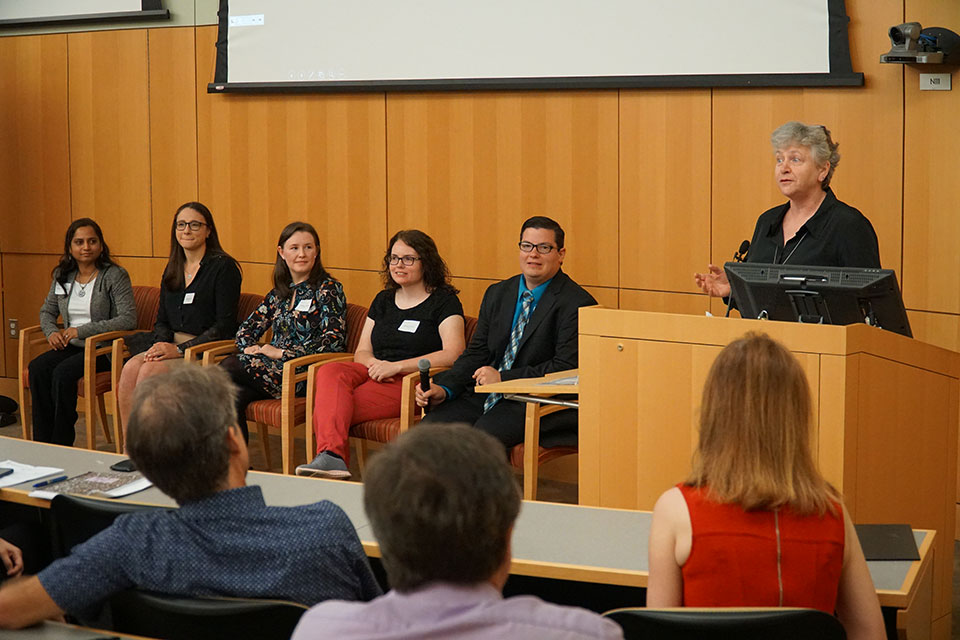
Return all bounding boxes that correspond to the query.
[28,345,109,446]
[219,355,272,442]
[420,390,579,450]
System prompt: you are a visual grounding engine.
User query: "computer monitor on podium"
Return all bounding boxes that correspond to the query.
[724,262,912,338]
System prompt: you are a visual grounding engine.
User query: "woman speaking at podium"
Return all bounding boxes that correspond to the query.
[694,122,881,299]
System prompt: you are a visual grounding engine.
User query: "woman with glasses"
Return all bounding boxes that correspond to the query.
[220,221,346,441]
[297,230,464,478]
[30,219,136,445]
[115,202,241,430]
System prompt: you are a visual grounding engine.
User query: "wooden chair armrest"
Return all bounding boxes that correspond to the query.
[19,325,50,371]
[183,339,235,363]
[84,330,140,359]
[199,342,242,366]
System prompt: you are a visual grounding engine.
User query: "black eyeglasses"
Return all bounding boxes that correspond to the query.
[176,221,207,231]
[518,241,556,255]
[389,255,421,266]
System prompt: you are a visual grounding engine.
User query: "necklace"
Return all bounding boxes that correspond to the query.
[76,271,97,297]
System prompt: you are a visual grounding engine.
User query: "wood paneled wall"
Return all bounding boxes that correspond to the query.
[2,1,960,380]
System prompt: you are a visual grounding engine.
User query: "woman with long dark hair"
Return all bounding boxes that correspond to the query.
[220,222,346,439]
[647,333,884,639]
[29,219,136,445]
[297,229,464,479]
[115,202,241,430]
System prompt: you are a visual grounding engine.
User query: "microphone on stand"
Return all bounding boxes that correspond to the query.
[418,359,432,414]
[733,239,750,263]
[725,240,750,317]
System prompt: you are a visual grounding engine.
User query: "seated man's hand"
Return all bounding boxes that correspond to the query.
[472,366,501,386]
[415,383,446,407]
[0,537,23,578]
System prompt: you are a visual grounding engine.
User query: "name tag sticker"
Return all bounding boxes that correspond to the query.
[398,320,420,333]
[295,299,313,312]
[54,283,67,295]
[183,292,196,304]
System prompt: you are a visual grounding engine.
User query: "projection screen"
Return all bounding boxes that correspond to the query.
[211,0,862,93]
[0,0,168,27]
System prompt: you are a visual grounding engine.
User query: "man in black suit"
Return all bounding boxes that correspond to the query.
[416,216,596,448]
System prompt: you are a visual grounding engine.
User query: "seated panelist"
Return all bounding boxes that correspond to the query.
[695,122,881,299]
[647,333,884,640]
[116,201,241,431]
[296,230,464,479]
[29,219,136,446]
[416,216,596,449]
[220,222,346,440]
[0,364,380,629]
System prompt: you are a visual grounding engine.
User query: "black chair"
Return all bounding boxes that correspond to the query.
[603,607,846,640]
[110,590,307,640]
[49,493,170,559]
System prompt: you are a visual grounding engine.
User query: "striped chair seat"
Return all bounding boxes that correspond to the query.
[349,418,401,444]
[246,397,306,428]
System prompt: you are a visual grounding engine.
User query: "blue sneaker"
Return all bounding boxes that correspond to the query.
[296,451,351,479]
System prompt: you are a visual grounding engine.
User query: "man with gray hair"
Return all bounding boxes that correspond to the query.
[0,364,381,629]
[292,423,622,639]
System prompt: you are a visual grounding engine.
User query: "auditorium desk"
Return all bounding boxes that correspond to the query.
[0,621,158,639]
[0,437,935,638]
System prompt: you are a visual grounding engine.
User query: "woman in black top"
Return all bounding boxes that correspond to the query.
[694,122,881,299]
[116,202,241,429]
[297,230,465,479]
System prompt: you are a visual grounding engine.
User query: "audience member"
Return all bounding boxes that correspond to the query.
[292,422,622,639]
[417,217,595,449]
[220,222,346,440]
[647,332,884,639]
[29,218,136,445]
[297,229,464,478]
[116,201,241,431]
[0,364,380,629]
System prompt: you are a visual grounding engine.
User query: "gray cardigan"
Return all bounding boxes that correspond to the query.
[39,263,137,340]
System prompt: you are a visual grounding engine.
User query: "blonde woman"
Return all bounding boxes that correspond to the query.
[647,333,884,640]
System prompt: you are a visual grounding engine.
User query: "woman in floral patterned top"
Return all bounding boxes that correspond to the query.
[220,222,346,440]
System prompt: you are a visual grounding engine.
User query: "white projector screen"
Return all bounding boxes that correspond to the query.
[211,0,862,93]
[0,0,168,27]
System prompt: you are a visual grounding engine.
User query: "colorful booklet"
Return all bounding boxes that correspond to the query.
[28,470,152,500]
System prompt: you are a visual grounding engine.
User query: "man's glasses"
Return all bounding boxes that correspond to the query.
[389,255,421,266]
[518,241,556,254]
[176,221,207,232]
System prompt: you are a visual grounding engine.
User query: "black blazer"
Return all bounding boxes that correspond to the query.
[434,269,596,398]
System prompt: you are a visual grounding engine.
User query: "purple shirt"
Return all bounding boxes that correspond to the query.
[292,582,623,640]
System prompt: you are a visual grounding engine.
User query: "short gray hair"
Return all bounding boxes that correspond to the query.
[770,121,841,189]
[363,423,521,592]
[126,363,238,504]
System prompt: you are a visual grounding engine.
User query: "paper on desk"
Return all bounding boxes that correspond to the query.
[27,471,153,501]
[0,460,64,488]
[537,376,579,386]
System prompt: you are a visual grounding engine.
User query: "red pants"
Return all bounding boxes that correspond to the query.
[312,361,404,464]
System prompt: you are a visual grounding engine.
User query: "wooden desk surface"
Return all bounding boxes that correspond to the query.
[0,436,931,606]
[472,368,579,395]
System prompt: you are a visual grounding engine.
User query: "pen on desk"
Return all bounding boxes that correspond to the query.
[32,475,67,488]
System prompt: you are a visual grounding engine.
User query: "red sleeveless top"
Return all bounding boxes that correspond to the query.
[677,484,844,614]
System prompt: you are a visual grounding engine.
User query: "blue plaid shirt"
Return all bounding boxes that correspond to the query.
[39,485,381,618]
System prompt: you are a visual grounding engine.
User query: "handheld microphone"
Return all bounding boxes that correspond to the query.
[733,240,750,263]
[418,358,431,414]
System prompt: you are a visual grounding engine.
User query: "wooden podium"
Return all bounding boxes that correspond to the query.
[578,308,959,636]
